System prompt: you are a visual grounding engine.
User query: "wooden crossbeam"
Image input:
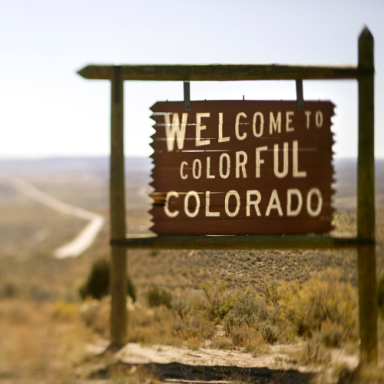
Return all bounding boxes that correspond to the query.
[111,235,372,250]
[77,63,364,81]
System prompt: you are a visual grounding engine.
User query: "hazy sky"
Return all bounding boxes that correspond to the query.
[1,0,383,158]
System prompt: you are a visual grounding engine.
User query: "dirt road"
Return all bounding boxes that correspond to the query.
[0,173,105,258]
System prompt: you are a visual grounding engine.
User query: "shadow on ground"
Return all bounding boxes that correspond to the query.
[90,361,315,383]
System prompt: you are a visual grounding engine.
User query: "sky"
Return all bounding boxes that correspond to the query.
[1,0,383,159]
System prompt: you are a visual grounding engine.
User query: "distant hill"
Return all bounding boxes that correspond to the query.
[1,157,383,199]
[0,157,152,174]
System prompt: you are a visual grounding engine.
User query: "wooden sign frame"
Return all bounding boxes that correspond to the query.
[78,28,376,365]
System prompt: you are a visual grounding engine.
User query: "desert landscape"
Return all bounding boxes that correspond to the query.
[0,157,384,383]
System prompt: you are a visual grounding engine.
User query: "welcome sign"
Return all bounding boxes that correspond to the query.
[149,100,334,235]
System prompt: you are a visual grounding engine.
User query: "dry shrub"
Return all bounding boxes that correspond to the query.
[129,306,176,345]
[210,335,234,349]
[224,295,268,333]
[223,293,283,345]
[78,272,358,354]
[260,322,279,344]
[244,331,269,355]
[199,281,238,323]
[300,335,331,365]
[181,315,215,339]
[278,268,357,342]
[146,285,172,309]
[262,279,279,306]
[79,296,110,336]
[230,326,248,346]
[79,257,136,302]
[128,303,214,346]
[172,299,190,319]
[51,301,78,321]
[0,299,90,381]
[215,324,269,354]
[320,320,344,348]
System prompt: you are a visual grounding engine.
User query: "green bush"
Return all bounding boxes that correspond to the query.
[260,321,279,344]
[172,299,190,319]
[262,279,279,306]
[278,268,357,339]
[0,282,19,299]
[230,326,248,346]
[320,321,344,348]
[301,334,331,365]
[146,285,172,308]
[79,257,136,302]
[224,295,268,333]
[184,316,215,339]
[200,281,238,323]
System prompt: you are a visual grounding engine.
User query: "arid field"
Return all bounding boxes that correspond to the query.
[1,157,384,383]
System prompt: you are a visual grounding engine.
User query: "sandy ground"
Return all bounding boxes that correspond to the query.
[84,339,359,384]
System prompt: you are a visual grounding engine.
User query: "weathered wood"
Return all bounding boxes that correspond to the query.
[77,64,363,81]
[357,27,377,365]
[111,235,371,250]
[77,28,377,369]
[109,66,127,347]
[150,100,334,236]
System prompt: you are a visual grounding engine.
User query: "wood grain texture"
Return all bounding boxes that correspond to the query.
[357,27,377,366]
[111,235,371,250]
[77,64,362,81]
[149,100,335,236]
[109,66,127,347]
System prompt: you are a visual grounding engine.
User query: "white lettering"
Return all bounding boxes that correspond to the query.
[286,111,294,132]
[164,113,187,151]
[252,112,264,137]
[192,159,202,179]
[196,113,211,146]
[184,191,200,218]
[235,112,247,140]
[206,157,215,179]
[246,190,261,216]
[225,190,241,217]
[164,191,179,218]
[266,190,283,216]
[218,112,230,143]
[180,161,188,180]
[269,112,281,134]
[293,140,307,178]
[219,153,230,179]
[273,142,289,178]
[255,146,268,178]
[315,111,323,128]
[307,188,322,217]
[236,151,248,178]
[205,191,220,217]
[287,189,302,216]
[305,111,311,129]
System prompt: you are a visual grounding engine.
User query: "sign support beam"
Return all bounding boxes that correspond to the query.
[110,66,127,347]
[77,27,377,364]
[111,235,372,250]
[78,64,364,81]
[357,27,377,366]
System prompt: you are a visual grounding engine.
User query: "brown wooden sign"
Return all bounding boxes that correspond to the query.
[149,100,335,235]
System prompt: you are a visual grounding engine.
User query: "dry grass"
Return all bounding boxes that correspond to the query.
[0,299,92,382]
[1,160,384,382]
[77,269,359,362]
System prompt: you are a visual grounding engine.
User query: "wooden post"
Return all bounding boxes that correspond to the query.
[357,27,377,365]
[110,66,127,347]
